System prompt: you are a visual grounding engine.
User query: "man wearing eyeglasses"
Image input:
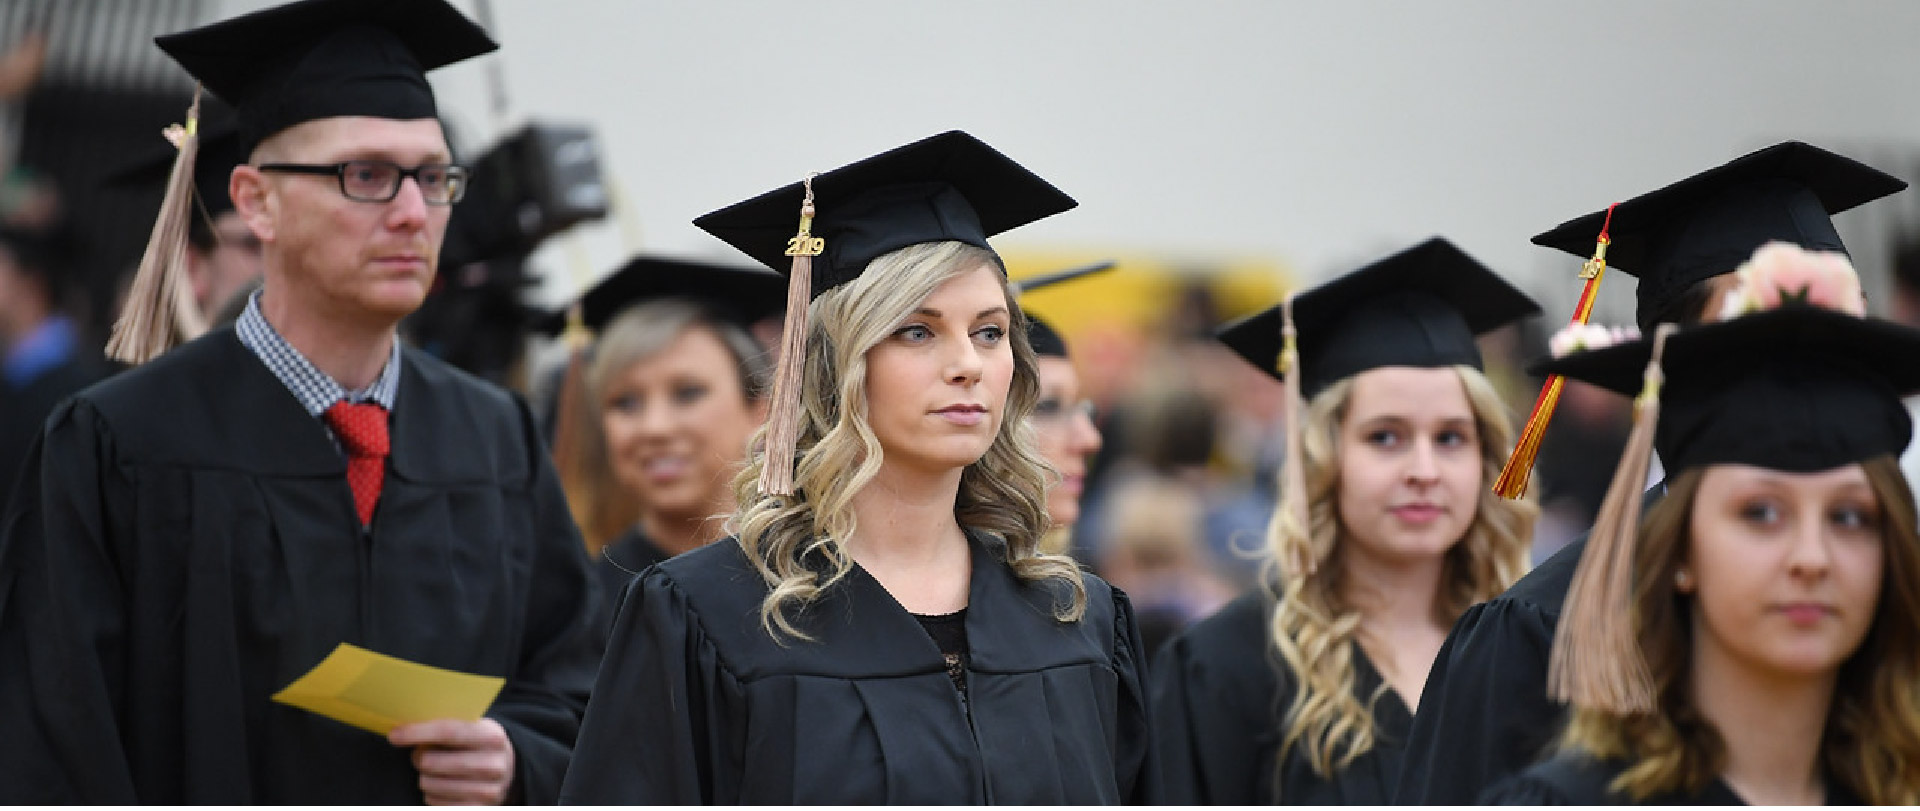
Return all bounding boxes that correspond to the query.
[0,0,600,805]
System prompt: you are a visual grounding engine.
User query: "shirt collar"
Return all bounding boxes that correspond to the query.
[235,289,401,416]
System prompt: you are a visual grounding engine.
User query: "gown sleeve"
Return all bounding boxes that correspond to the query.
[1391,593,1562,805]
[1478,770,1579,805]
[559,565,739,805]
[486,398,606,805]
[1109,587,1162,805]
[0,399,140,803]
[1148,603,1269,805]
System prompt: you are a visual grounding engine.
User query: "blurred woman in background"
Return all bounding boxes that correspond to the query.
[550,256,782,614]
[1153,238,1539,804]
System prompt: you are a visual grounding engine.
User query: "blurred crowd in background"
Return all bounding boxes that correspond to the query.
[7,0,1920,662]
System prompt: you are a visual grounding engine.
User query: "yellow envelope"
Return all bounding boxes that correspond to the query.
[272,643,506,736]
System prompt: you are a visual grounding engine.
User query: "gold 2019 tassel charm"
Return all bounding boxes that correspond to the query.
[1492,203,1618,499]
[757,175,823,496]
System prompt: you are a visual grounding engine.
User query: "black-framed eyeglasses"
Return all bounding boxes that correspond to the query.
[256,160,469,205]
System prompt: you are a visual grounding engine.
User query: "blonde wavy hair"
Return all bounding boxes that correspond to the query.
[1560,456,1920,804]
[1264,365,1536,793]
[731,240,1087,642]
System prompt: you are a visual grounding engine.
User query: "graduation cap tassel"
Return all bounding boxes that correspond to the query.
[1276,294,1315,575]
[1492,203,1619,499]
[107,84,211,365]
[548,304,603,552]
[757,176,823,496]
[1547,323,1675,716]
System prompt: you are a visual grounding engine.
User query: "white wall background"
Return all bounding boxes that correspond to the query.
[215,0,1920,320]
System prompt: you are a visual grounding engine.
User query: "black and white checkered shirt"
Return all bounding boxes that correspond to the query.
[235,290,401,419]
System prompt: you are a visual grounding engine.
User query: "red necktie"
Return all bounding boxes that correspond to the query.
[323,401,390,526]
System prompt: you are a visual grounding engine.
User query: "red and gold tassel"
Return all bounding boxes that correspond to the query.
[1492,203,1619,499]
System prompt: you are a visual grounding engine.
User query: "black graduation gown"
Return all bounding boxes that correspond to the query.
[592,525,671,635]
[1152,590,1413,805]
[0,354,109,513]
[0,328,602,804]
[560,532,1159,804]
[1481,753,1860,805]
[1395,486,1662,805]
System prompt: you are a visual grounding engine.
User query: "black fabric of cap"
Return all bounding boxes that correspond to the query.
[155,0,497,151]
[693,131,1076,300]
[1532,141,1905,330]
[1531,306,1920,473]
[1216,237,1539,398]
[1016,260,1115,359]
[1027,316,1068,359]
[537,255,788,337]
[109,111,245,219]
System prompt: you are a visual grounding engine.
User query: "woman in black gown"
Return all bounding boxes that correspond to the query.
[558,131,1155,804]
[1153,238,1540,803]
[551,256,783,615]
[1485,303,1920,805]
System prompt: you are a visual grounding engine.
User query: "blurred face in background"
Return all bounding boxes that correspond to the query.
[190,210,266,316]
[1335,366,1482,566]
[601,324,762,523]
[1032,355,1102,528]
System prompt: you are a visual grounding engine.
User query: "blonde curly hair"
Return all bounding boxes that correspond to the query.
[731,240,1087,641]
[1264,366,1536,794]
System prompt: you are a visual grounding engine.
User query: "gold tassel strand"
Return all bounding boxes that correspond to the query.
[757,176,823,496]
[1547,322,1677,715]
[548,304,603,551]
[107,84,210,364]
[1276,294,1315,575]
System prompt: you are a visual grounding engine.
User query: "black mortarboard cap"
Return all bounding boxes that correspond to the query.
[110,113,245,224]
[693,130,1077,299]
[1533,306,1920,473]
[155,0,498,151]
[1217,237,1540,398]
[1016,260,1116,359]
[1532,141,1906,331]
[537,255,788,337]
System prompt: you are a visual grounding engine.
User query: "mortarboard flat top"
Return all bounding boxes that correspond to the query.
[693,131,1076,300]
[1216,237,1539,398]
[1017,260,1116,359]
[1532,306,1920,474]
[1532,141,1905,330]
[537,255,789,337]
[156,0,497,151]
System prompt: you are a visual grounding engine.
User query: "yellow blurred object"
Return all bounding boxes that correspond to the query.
[1004,248,1296,343]
[271,643,505,736]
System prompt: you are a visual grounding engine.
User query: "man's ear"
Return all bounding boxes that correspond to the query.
[229,165,275,244]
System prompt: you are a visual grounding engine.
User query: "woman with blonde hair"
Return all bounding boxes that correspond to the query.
[1152,238,1540,803]
[559,132,1155,804]
[1484,306,1920,804]
[546,256,784,624]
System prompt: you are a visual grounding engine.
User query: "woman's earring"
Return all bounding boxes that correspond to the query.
[1674,567,1694,592]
